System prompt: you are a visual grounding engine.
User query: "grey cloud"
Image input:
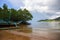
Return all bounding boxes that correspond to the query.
[32,0,60,19]
[47,0,60,12]
[33,0,60,12]
[46,13,60,16]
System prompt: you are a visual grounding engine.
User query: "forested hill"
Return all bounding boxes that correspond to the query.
[54,17,60,20]
[38,17,60,22]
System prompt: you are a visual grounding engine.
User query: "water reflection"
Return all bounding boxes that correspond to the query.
[16,22,60,40]
[0,22,60,40]
[16,24,32,33]
[29,22,60,40]
[30,22,60,29]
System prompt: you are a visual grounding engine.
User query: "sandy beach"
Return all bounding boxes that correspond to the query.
[0,30,60,40]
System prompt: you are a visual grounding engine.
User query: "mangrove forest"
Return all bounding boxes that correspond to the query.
[0,4,33,26]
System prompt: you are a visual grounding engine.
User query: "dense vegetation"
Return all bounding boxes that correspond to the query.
[54,17,60,21]
[38,17,60,22]
[0,4,33,25]
[38,19,54,22]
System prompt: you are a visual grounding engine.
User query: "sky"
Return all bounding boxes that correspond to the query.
[0,0,60,21]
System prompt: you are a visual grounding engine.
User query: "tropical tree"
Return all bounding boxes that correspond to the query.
[23,9,33,21]
[17,9,23,21]
[17,9,33,22]
[2,4,10,21]
[9,8,18,22]
[0,4,33,25]
[0,7,3,19]
[17,9,24,21]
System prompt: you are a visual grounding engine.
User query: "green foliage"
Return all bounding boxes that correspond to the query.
[38,17,60,22]
[3,4,8,10]
[2,4,10,21]
[9,8,18,22]
[54,17,60,20]
[0,7,3,19]
[23,9,33,21]
[17,9,24,21]
[17,9,33,21]
[0,4,33,23]
[38,19,55,22]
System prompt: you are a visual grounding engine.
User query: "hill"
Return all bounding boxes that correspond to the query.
[38,17,60,22]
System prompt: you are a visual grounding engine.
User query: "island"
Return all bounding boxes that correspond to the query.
[38,17,60,22]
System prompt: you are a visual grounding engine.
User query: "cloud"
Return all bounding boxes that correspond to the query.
[7,0,24,9]
[47,0,60,12]
[23,0,49,11]
[3,0,60,20]
[7,0,60,12]
[23,0,60,12]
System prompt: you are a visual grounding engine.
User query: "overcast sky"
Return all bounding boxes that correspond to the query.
[0,0,60,21]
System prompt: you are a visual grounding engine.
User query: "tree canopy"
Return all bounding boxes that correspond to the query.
[0,4,33,23]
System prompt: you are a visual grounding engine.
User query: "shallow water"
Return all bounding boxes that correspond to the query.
[26,22,60,40]
[29,22,60,29]
[0,22,60,40]
[26,22,60,33]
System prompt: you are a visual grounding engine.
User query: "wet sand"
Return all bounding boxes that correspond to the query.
[0,30,60,40]
[0,30,30,40]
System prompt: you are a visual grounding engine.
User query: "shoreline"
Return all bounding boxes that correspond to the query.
[0,29,60,40]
